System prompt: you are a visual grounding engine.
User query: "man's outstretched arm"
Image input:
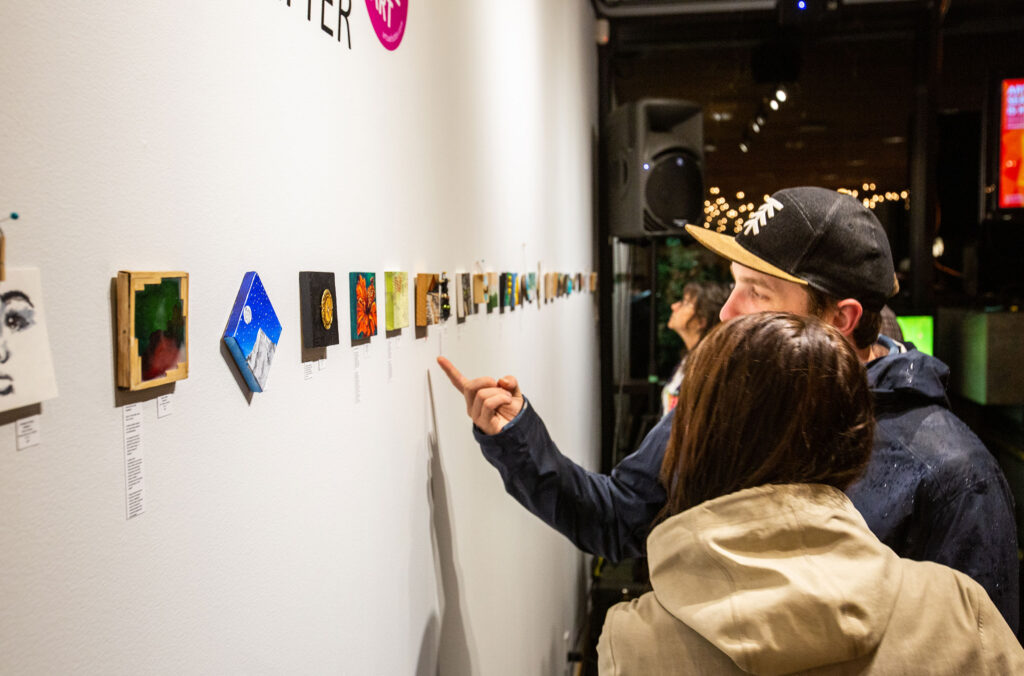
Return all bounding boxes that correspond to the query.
[437,357,670,561]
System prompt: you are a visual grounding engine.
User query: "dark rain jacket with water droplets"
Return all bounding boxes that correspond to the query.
[475,338,1020,634]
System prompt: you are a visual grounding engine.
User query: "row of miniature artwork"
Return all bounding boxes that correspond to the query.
[115,270,597,394]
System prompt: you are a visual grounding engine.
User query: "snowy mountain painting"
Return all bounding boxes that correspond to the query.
[245,328,276,390]
[224,272,283,393]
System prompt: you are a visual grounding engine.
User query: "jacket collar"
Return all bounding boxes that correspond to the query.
[647,484,902,675]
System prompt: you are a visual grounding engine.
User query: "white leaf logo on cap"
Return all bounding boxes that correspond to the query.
[743,197,784,236]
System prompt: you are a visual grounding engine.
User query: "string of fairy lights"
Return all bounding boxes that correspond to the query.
[703,184,910,233]
[709,84,910,232]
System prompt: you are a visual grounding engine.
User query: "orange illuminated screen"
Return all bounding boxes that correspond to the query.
[999,78,1024,208]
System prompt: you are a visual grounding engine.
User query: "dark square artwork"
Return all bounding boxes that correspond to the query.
[299,271,340,348]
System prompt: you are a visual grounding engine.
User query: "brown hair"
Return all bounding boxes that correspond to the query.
[805,286,881,350]
[658,312,875,520]
[680,280,732,344]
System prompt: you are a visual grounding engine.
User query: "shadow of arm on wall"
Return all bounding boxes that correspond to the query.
[417,369,474,676]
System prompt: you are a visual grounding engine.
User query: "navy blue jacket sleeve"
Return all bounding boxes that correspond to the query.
[921,466,1020,636]
[474,400,671,561]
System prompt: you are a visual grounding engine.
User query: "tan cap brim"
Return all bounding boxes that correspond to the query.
[685,224,808,287]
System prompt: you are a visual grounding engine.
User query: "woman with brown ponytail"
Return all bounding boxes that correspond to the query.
[598,312,1023,675]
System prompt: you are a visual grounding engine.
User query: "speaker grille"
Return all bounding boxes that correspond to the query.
[643,149,702,233]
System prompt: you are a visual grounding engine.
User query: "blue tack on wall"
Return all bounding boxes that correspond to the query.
[224,271,282,393]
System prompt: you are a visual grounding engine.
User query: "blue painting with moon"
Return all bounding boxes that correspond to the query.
[224,271,282,393]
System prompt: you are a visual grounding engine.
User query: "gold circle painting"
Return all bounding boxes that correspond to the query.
[321,288,334,330]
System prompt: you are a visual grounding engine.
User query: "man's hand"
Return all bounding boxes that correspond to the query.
[437,356,524,435]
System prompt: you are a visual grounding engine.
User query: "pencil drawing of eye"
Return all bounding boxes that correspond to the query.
[1,291,35,333]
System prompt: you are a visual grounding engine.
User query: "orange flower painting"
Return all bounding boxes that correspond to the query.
[350,272,377,340]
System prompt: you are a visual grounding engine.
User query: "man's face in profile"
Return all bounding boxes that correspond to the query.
[719,262,813,322]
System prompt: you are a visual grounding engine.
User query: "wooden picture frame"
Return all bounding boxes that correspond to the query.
[117,270,189,391]
[416,273,439,327]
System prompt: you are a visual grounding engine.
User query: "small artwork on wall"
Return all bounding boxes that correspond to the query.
[117,271,189,391]
[224,271,281,393]
[472,273,485,305]
[0,267,58,411]
[439,273,451,322]
[428,287,442,324]
[416,273,439,327]
[487,273,498,312]
[384,271,409,331]
[454,274,465,320]
[590,272,598,292]
[349,272,377,340]
[299,271,340,348]
[459,274,472,318]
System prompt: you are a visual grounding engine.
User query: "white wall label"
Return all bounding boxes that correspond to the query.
[156,394,173,418]
[16,415,41,450]
[122,403,145,520]
[353,348,361,403]
[303,362,314,381]
[318,358,327,371]
[386,340,393,382]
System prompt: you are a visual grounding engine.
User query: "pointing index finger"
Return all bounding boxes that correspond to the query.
[436,356,467,393]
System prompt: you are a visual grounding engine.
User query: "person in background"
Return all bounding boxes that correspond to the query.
[661,280,731,415]
[437,186,1019,633]
[597,313,1024,674]
[879,304,904,341]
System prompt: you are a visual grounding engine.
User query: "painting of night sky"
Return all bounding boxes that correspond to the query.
[224,272,282,393]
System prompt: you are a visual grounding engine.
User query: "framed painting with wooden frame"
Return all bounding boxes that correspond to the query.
[117,271,189,391]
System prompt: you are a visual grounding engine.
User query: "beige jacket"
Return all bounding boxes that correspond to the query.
[598,483,1023,675]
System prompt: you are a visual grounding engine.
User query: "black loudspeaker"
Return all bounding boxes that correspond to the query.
[605,99,703,239]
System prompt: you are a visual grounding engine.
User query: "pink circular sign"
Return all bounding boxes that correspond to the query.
[365,0,408,51]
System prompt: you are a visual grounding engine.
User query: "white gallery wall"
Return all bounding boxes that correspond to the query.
[0,2,599,674]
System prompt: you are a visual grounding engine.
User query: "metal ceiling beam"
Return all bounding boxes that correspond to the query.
[593,0,774,18]
[593,0,924,19]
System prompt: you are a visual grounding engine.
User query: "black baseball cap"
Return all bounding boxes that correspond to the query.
[685,186,898,311]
